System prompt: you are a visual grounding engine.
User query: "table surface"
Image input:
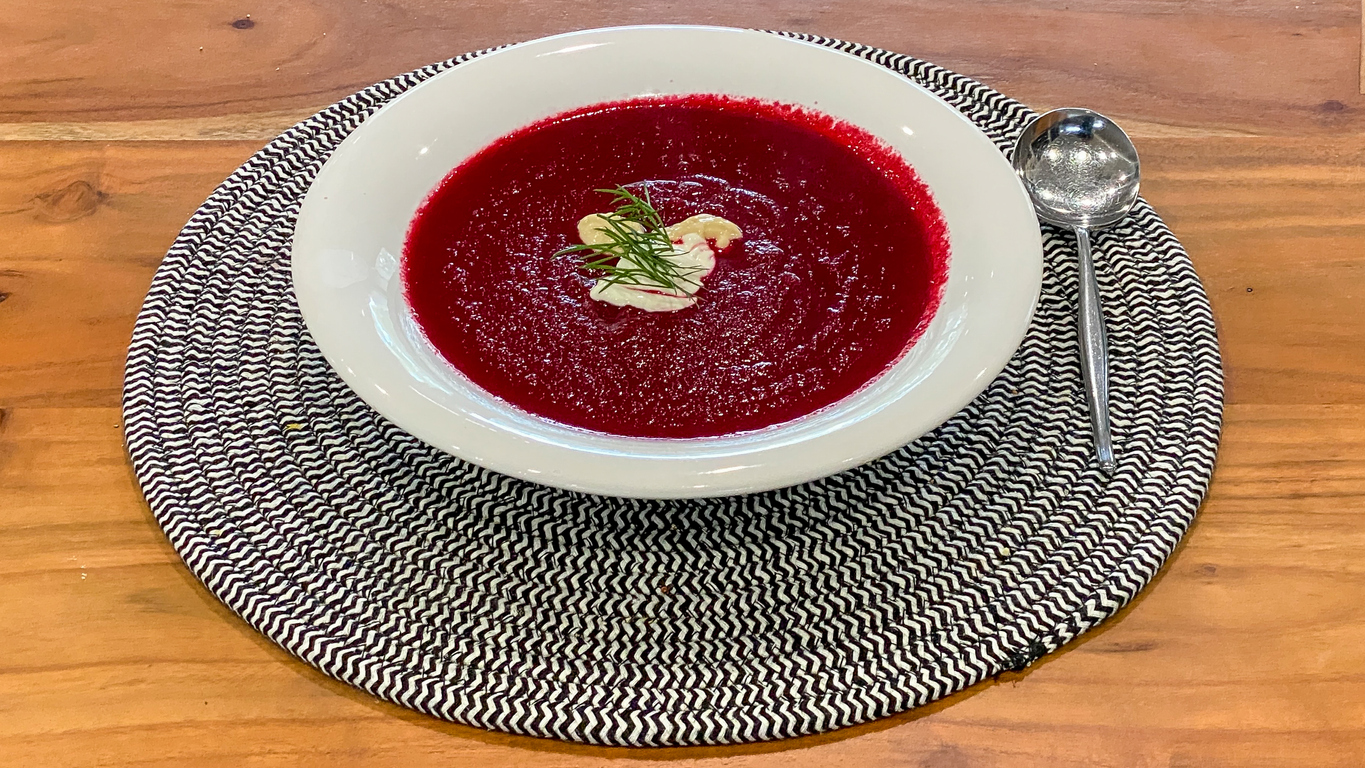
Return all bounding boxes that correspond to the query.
[4,1,1364,765]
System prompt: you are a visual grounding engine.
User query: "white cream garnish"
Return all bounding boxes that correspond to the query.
[577,213,642,246]
[577,213,742,312]
[666,214,743,249]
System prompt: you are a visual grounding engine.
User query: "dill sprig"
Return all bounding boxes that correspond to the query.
[556,185,705,294]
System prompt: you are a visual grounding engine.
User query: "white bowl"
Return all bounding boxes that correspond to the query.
[292,25,1042,498]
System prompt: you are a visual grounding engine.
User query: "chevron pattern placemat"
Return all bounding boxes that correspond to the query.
[122,34,1224,747]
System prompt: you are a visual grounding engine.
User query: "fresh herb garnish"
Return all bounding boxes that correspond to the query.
[556,185,705,294]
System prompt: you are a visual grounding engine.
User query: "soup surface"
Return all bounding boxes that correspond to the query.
[403,94,948,438]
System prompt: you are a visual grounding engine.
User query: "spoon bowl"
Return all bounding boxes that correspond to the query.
[1013,108,1140,229]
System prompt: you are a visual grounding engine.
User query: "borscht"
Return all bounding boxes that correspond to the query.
[402,95,948,438]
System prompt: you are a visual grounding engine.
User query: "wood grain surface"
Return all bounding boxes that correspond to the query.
[3,1,1364,765]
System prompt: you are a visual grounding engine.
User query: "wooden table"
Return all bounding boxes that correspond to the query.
[4,1,1364,765]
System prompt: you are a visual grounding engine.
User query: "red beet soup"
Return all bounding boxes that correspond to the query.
[402,95,948,438]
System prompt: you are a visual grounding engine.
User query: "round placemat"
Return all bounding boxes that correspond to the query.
[123,33,1223,747]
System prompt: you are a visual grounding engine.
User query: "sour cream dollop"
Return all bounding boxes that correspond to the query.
[576,213,742,312]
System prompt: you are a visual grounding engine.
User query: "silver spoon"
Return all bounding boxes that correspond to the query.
[1012,108,1140,475]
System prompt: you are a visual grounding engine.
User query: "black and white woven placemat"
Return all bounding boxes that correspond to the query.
[122,34,1223,747]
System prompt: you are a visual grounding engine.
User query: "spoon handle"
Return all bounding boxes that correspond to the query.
[1075,227,1116,474]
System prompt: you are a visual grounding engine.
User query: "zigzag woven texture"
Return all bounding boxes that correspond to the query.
[122,34,1224,747]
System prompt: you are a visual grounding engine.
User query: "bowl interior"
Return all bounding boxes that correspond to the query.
[292,26,1042,497]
